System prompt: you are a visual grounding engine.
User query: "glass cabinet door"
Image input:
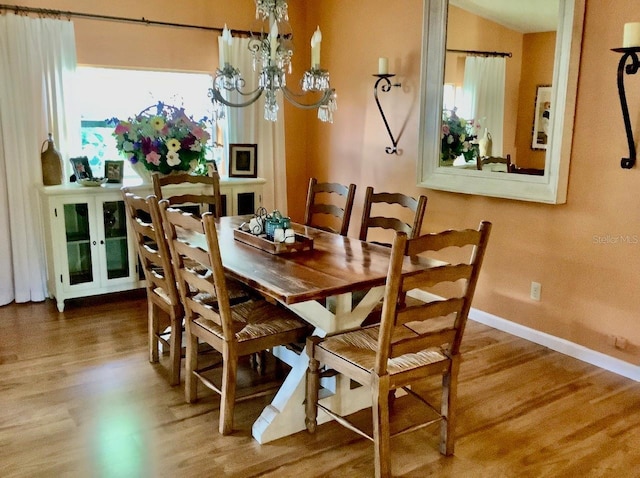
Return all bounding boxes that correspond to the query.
[63,203,94,285]
[102,200,130,280]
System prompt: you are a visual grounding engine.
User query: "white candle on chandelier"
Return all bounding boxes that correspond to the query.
[270,22,279,64]
[311,26,322,68]
[222,24,233,65]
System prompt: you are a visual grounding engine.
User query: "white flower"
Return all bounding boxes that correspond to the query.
[166,151,181,167]
[189,141,202,152]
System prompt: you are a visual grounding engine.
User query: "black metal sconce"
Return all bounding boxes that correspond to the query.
[373,74,402,155]
[612,47,640,169]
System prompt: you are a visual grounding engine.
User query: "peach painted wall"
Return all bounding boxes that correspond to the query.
[301,0,640,365]
[445,6,522,163]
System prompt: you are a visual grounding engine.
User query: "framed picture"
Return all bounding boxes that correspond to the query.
[229,144,258,178]
[532,85,552,150]
[69,156,93,180]
[104,160,124,183]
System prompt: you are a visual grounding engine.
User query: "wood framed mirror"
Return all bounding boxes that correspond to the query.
[417,0,585,203]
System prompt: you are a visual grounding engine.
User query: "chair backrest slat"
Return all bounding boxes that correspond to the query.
[402,264,474,291]
[359,186,427,246]
[390,329,458,359]
[374,222,491,375]
[304,177,356,236]
[394,297,464,327]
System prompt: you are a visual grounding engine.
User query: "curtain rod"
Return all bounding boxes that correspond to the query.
[447,48,512,58]
[0,3,252,35]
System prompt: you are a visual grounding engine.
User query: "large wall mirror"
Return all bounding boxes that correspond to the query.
[418,0,585,203]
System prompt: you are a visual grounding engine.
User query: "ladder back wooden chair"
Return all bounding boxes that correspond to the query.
[305,222,492,478]
[152,163,223,217]
[359,186,428,247]
[122,189,183,386]
[160,204,310,435]
[304,177,356,236]
[477,153,512,171]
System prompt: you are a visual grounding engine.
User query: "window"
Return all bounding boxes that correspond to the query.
[76,67,220,180]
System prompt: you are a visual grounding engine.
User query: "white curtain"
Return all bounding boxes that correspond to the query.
[462,56,505,156]
[218,36,287,214]
[0,15,78,305]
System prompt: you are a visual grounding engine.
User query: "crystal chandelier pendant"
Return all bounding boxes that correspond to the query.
[256,0,288,22]
[264,89,279,121]
[302,68,330,92]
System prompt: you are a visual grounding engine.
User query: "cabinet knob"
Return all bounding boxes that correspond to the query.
[92,241,97,246]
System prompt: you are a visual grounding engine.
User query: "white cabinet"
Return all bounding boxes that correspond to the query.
[39,177,264,311]
[40,186,140,312]
[219,180,264,216]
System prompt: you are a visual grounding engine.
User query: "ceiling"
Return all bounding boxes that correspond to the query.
[449,0,559,33]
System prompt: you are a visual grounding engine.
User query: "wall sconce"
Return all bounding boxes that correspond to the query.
[373,57,402,155]
[612,23,640,169]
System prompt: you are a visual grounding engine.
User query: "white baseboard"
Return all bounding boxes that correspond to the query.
[469,308,640,382]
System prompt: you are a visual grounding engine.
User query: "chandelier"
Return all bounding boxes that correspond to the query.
[209,0,337,123]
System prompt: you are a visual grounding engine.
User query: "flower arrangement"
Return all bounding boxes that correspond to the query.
[109,102,211,175]
[440,108,480,164]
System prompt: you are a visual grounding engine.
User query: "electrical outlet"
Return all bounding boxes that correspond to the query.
[530,281,541,301]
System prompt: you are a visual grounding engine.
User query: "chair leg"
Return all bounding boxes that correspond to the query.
[148,300,159,363]
[305,349,320,433]
[372,373,391,478]
[185,329,199,403]
[440,356,460,456]
[220,347,238,435]
[249,351,267,375]
[168,314,182,386]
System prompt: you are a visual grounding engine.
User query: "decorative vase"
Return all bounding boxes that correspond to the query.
[40,134,63,186]
[478,128,492,158]
[130,161,153,183]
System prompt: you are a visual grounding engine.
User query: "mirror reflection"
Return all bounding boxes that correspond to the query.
[442,0,558,174]
[418,0,584,204]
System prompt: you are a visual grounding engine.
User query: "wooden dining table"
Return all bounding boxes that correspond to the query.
[202,215,441,444]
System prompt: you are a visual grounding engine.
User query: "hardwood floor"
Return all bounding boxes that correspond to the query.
[1,292,639,477]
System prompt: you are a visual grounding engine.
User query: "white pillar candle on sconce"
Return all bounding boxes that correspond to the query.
[623,22,640,48]
[378,57,389,75]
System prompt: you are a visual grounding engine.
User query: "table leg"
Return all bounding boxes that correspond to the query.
[251,287,384,444]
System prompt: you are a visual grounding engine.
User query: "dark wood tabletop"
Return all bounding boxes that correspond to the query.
[214,215,439,305]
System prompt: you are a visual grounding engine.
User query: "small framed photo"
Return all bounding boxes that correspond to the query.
[104,160,124,183]
[532,85,552,150]
[69,156,93,180]
[229,144,257,178]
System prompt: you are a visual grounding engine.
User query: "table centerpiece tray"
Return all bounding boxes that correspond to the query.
[233,227,314,255]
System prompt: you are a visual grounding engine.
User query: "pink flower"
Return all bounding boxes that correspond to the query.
[146,151,161,166]
[191,125,206,140]
[114,123,130,135]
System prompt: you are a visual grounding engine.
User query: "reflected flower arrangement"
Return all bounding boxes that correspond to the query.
[440,108,480,164]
